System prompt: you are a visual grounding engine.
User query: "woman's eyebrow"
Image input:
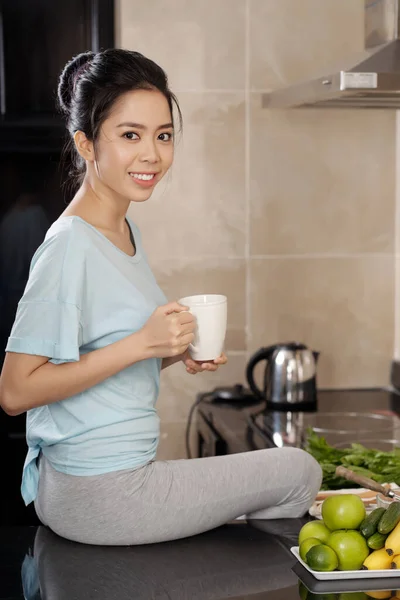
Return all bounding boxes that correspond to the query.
[116,122,174,130]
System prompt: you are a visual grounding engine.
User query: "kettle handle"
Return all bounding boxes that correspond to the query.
[246,345,277,400]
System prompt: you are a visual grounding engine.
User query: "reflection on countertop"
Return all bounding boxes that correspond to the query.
[16,521,301,600]
[2,519,400,599]
[196,388,400,457]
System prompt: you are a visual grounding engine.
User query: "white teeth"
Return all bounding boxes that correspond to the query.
[130,173,155,181]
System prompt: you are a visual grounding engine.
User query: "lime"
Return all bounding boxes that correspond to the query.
[298,520,331,546]
[298,583,338,600]
[321,495,366,531]
[327,530,369,571]
[339,594,368,600]
[298,580,309,600]
[306,544,339,572]
[300,537,322,561]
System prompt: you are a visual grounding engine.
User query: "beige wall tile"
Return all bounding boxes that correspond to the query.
[156,422,188,460]
[396,113,400,256]
[129,92,246,259]
[157,353,247,422]
[250,100,396,255]
[118,0,245,91]
[396,115,400,359]
[250,0,364,91]
[250,257,394,388]
[395,255,400,359]
[116,0,398,466]
[153,257,246,351]
[156,418,210,460]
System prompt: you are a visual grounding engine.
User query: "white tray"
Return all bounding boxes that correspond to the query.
[290,547,400,581]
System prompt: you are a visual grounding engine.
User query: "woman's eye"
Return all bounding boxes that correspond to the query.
[158,132,173,142]
[123,132,139,140]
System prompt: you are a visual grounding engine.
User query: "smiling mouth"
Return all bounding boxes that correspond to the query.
[129,173,157,181]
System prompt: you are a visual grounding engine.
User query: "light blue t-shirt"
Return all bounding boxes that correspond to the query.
[5,215,167,506]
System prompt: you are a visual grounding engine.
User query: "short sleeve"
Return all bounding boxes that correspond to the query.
[5,221,85,363]
[6,300,82,362]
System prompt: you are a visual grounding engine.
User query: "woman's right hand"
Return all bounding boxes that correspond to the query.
[140,302,196,359]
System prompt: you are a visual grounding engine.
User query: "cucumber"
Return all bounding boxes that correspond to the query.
[367,531,388,550]
[360,507,386,538]
[378,501,400,534]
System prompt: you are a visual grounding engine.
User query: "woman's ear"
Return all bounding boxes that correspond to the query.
[73,130,95,162]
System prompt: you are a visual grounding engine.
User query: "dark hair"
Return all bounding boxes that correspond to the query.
[58,48,182,187]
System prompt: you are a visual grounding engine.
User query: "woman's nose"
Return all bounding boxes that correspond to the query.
[139,139,160,163]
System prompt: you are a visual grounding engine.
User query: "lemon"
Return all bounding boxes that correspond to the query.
[299,537,322,561]
[306,544,339,572]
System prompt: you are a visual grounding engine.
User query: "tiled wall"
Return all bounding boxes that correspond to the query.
[116,0,396,459]
[394,113,400,361]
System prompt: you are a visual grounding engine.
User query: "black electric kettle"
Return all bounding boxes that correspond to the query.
[246,342,319,411]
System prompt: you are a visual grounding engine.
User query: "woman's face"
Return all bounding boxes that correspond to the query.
[92,88,175,203]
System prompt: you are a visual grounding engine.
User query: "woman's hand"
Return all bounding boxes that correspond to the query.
[182,350,228,375]
[140,302,196,359]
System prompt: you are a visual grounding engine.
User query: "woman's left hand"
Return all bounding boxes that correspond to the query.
[182,350,228,374]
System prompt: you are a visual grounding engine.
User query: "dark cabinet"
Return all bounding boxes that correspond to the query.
[0,0,114,526]
[0,0,114,120]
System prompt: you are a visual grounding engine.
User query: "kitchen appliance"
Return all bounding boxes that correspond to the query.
[248,409,400,450]
[186,384,259,458]
[246,342,319,412]
[196,384,258,406]
[195,388,400,459]
[264,0,400,109]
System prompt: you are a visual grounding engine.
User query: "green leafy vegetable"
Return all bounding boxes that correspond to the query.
[304,429,400,490]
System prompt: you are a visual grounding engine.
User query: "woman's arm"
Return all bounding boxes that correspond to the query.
[0,302,195,416]
[0,330,151,416]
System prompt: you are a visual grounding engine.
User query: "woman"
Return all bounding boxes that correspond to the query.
[0,49,322,545]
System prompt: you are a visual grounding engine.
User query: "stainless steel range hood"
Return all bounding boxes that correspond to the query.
[263,0,400,109]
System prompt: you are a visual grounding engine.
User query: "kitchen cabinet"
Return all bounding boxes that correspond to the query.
[0,0,114,526]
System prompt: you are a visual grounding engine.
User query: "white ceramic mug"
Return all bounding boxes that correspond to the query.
[178,294,227,361]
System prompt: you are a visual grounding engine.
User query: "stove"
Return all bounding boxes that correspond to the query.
[194,387,400,458]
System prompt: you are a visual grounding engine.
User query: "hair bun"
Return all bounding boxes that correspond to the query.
[58,51,95,116]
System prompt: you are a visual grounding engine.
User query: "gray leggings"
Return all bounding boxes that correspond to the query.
[34,447,322,546]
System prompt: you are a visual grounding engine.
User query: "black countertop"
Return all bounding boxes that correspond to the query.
[4,388,400,599]
[3,521,400,599]
[196,388,400,455]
